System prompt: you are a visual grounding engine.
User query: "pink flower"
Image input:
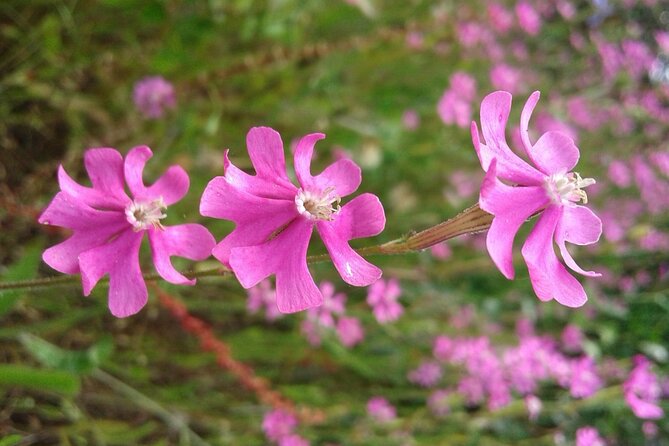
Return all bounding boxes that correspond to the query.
[278,435,310,446]
[247,279,283,321]
[367,396,396,422]
[402,109,420,130]
[39,147,215,317]
[200,127,385,313]
[262,409,298,442]
[569,356,602,398]
[366,278,404,323]
[133,76,176,119]
[336,316,364,347]
[487,3,514,34]
[427,389,450,417]
[524,394,542,421]
[561,324,584,352]
[306,281,346,328]
[408,361,443,387]
[575,426,605,446]
[624,355,664,420]
[515,1,542,36]
[472,91,602,307]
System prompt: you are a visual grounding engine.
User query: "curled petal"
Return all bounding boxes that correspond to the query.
[480,159,549,279]
[316,194,385,286]
[293,133,325,185]
[148,224,216,285]
[521,206,588,307]
[555,205,602,277]
[83,148,129,205]
[246,127,292,182]
[223,150,296,199]
[519,90,541,153]
[230,219,322,313]
[473,91,543,185]
[78,229,147,317]
[124,146,189,205]
[529,131,580,176]
[58,166,128,210]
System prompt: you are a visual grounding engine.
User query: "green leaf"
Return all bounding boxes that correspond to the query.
[0,243,43,316]
[0,364,80,395]
[0,435,23,446]
[18,333,113,375]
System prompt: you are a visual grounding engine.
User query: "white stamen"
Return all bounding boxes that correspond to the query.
[545,171,596,205]
[295,187,341,221]
[125,197,167,231]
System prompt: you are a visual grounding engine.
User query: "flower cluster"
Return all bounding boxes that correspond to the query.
[262,409,309,446]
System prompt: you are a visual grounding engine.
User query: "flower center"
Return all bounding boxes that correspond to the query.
[544,172,596,205]
[125,198,167,231]
[295,187,341,221]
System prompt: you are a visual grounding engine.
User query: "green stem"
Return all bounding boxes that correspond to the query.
[0,204,494,293]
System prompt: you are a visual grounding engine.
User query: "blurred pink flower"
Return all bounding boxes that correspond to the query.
[487,3,514,34]
[489,64,523,94]
[247,279,283,321]
[561,324,584,352]
[336,316,364,347]
[524,394,542,421]
[200,127,385,313]
[473,91,602,307]
[39,147,215,317]
[133,76,176,119]
[367,396,396,422]
[643,421,658,439]
[427,389,450,417]
[576,426,605,446]
[367,278,404,323]
[569,356,602,398]
[430,242,452,260]
[607,160,632,188]
[515,1,542,36]
[278,435,309,446]
[402,109,420,130]
[624,355,664,420]
[405,31,424,50]
[437,72,477,128]
[408,361,443,387]
[263,409,298,442]
[306,281,346,328]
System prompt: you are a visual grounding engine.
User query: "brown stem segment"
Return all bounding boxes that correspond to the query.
[151,283,324,424]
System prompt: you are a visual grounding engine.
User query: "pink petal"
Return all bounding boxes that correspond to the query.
[223,150,296,200]
[529,132,579,175]
[293,132,325,185]
[124,146,189,205]
[200,176,297,264]
[148,224,216,285]
[480,160,549,279]
[38,192,126,231]
[83,148,130,206]
[519,90,541,153]
[555,205,602,277]
[473,91,543,185]
[230,219,323,313]
[78,229,147,317]
[521,205,588,307]
[246,127,292,183]
[626,393,664,420]
[316,194,385,286]
[58,166,128,210]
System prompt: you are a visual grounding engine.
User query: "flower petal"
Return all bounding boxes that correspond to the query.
[312,159,362,198]
[479,159,549,279]
[38,192,126,231]
[58,165,127,210]
[83,148,130,205]
[293,132,326,187]
[473,91,544,185]
[222,150,296,200]
[521,205,588,307]
[148,224,216,285]
[246,127,292,182]
[230,219,322,313]
[200,176,297,265]
[530,131,580,175]
[78,229,147,317]
[519,90,541,153]
[124,145,189,205]
[555,205,602,277]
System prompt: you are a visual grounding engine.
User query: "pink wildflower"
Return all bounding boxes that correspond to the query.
[367,396,396,422]
[263,409,298,442]
[525,394,542,421]
[575,426,605,446]
[607,160,632,188]
[472,91,602,307]
[515,1,542,36]
[133,76,176,119]
[489,63,523,94]
[427,389,450,417]
[487,3,514,34]
[402,109,420,130]
[306,281,346,328]
[200,127,385,313]
[408,361,443,387]
[39,147,215,317]
[366,278,404,323]
[278,435,310,446]
[247,279,283,321]
[336,316,365,347]
[624,355,664,420]
[569,356,602,398]
[561,324,584,352]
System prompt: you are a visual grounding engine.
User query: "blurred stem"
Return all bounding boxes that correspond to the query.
[92,368,210,446]
[0,204,492,292]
